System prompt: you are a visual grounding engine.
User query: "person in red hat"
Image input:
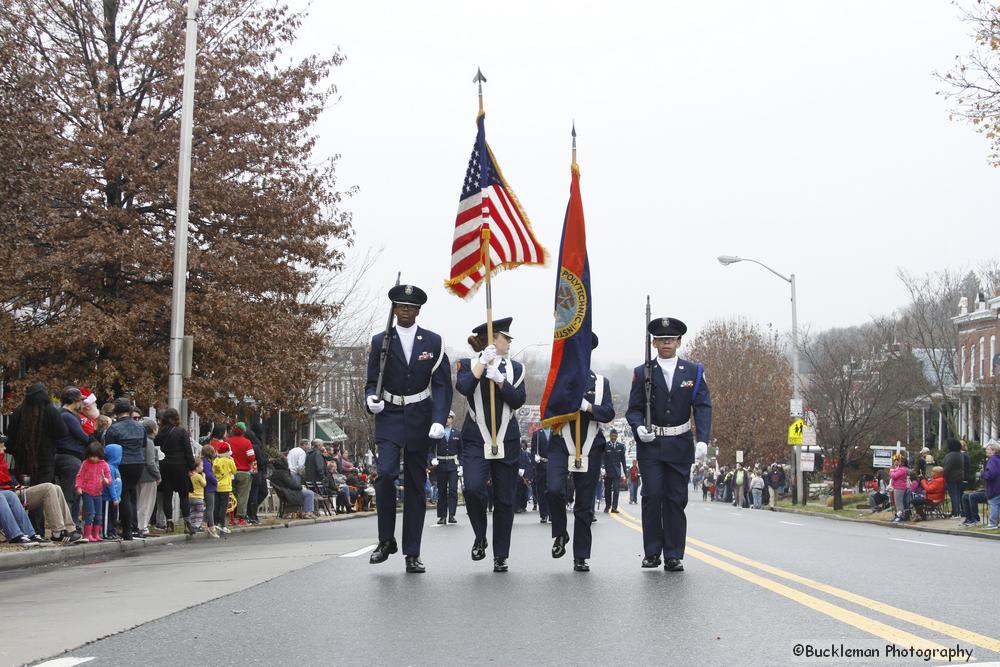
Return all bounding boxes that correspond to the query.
[225,422,256,526]
[79,389,100,436]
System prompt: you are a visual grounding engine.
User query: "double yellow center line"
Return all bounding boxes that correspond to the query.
[611,509,1000,655]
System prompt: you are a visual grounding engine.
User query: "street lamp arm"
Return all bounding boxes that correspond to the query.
[741,258,791,284]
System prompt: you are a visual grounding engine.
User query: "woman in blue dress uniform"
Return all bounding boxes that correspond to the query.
[455,317,526,572]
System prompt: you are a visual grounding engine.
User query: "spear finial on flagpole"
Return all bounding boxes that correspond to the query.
[474,67,487,115]
[571,121,577,167]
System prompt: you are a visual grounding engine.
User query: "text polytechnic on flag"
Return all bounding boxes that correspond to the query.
[444,113,547,299]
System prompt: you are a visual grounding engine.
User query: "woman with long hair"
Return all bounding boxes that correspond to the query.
[153,407,196,534]
[455,317,526,573]
[6,383,65,487]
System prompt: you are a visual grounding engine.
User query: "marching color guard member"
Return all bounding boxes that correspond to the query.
[365,284,453,573]
[547,333,615,572]
[531,425,553,523]
[626,317,711,572]
[455,317,526,573]
[602,429,627,513]
[432,411,461,525]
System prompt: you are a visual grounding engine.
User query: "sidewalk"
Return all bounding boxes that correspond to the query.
[0,510,375,573]
[773,501,1000,541]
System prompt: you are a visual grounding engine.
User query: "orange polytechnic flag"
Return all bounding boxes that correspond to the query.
[444,113,547,299]
[539,162,591,428]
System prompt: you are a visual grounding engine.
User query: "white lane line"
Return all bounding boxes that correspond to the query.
[779,521,803,526]
[33,659,96,667]
[340,544,377,558]
[890,538,947,547]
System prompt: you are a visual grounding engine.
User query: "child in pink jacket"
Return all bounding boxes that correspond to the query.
[75,442,112,542]
[889,455,909,522]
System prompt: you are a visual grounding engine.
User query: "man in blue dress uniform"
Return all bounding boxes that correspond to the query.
[530,426,553,523]
[516,440,533,513]
[547,333,615,572]
[365,284,453,573]
[431,411,461,525]
[626,317,711,572]
[602,429,627,513]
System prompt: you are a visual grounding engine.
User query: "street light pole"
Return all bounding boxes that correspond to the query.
[718,254,803,503]
[168,0,200,413]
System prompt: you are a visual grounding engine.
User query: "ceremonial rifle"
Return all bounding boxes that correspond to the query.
[644,295,652,430]
[374,272,402,401]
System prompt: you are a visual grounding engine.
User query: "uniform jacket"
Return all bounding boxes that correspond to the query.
[626,357,712,466]
[519,448,534,482]
[603,440,628,478]
[433,427,462,472]
[531,428,553,474]
[455,356,526,463]
[550,372,615,462]
[365,326,453,450]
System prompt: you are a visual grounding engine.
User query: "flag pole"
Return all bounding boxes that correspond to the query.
[572,122,582,470]
[475,67,499,456]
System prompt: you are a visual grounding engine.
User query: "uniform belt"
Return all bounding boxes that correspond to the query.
[652,421,691,437]
[437,455,457,461]
[381,387,431,406]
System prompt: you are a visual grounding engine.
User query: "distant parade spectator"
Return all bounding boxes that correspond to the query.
[155,408,196,535]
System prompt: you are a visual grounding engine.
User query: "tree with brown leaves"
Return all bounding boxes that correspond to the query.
[0,1,353,419]
[687,318,792,468]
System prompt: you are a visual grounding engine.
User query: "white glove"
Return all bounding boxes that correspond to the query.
[366,395,385,414]
[428,423,445,439]
[457,466,463,476]
[485,365,504,384]
[695,441,708,462]
[518,468,525,477]
[636,425,655,443]
[431,458,439,466]
[534,454,540,463]
[580,398,591,412]
[479,345,497,364]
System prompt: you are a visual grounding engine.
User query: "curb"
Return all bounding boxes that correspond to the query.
[0,510,376,573]
[773,506,1000,541]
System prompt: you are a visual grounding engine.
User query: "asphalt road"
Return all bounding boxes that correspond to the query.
[8,491,1000,667]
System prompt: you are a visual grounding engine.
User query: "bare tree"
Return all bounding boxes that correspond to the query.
[687,318,792,468]
[802,319,928,510]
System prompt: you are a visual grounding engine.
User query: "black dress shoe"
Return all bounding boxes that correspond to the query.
[573,558,590,572]
[610,509,619,514]
[551,534,569,559]
[405,556,426,573]
[493,557,508,572]
[369,540,398,564]
[448,516,457,524]
[603,508,610,513]
[471,538,488,561]
[436,517,446,525]
[539,517,548,523]
[664,558,684,572]
[641,555,662,568]
[591,516,597,523]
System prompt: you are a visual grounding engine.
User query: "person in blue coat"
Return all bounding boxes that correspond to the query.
[516,441,533,513]
[431,411,461,525]
[602,429,628,513]
[365,284,453,574]
[455,316,526,573]
[626,317,711,572]
[530,427,553,523]
[547,333,615,573]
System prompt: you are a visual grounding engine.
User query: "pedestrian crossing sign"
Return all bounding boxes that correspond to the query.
[787,419,804,445]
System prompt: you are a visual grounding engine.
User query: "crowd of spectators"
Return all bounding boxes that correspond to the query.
[0,384,376,549]
[865,438,999,528]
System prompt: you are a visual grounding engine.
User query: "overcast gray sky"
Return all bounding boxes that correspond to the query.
[289,1,996,366]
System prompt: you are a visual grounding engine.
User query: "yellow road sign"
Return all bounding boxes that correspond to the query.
[787,418,804,445]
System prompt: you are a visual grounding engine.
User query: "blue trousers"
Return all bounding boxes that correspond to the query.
[0,490,35,539]
[462,454,516,558]
[435,466,458,519]
[373,442,428,556]
[637,460,689,560]
[547,451,601,559]
[81,493,102,527]
[533,463,549,520]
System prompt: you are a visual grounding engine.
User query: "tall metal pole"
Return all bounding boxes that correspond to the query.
[168,0,200,411]
[790,273,800,401]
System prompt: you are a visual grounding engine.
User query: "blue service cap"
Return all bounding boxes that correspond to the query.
[472,316,513,339]
[388,284,427,306]
[648,317,687,338]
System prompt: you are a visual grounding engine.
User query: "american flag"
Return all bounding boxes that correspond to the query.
[444,114,546,299]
